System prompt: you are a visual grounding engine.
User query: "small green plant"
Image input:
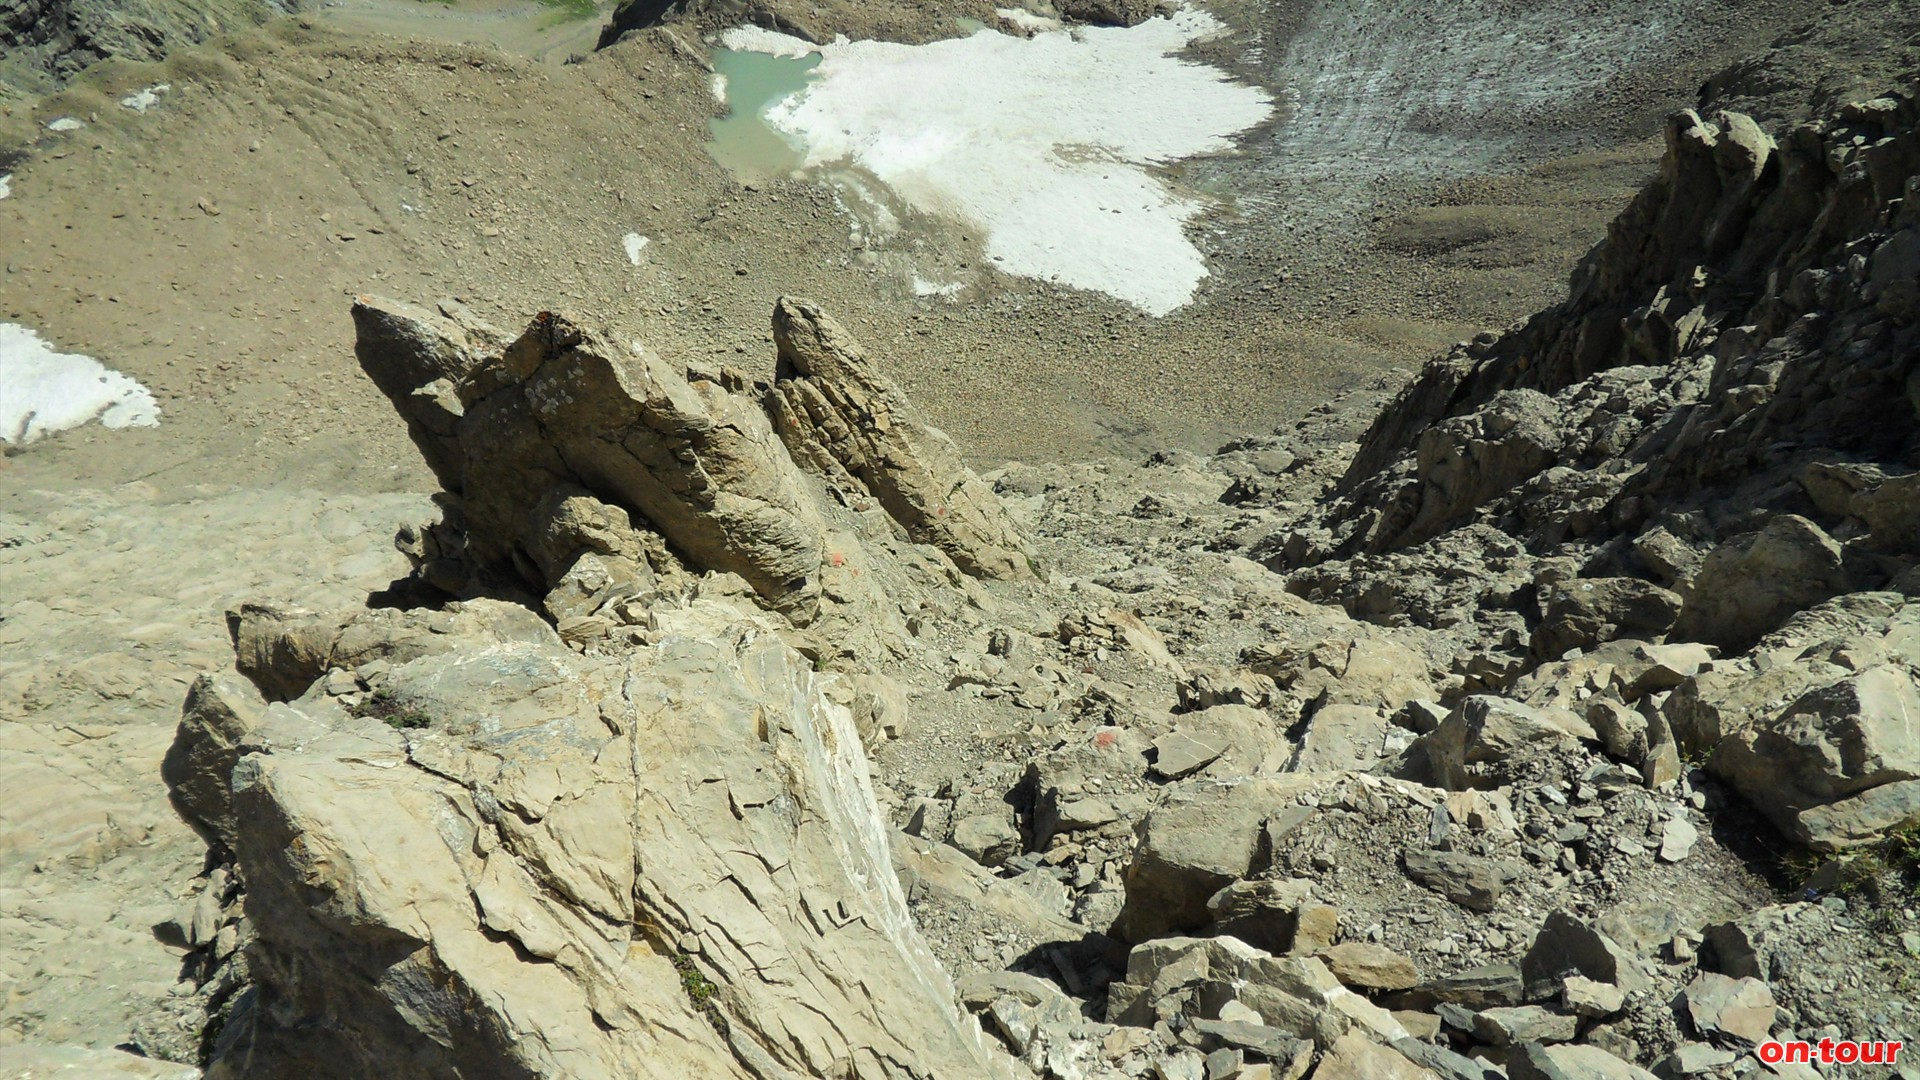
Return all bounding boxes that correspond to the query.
[671,952,725,1032]
[350,689,433,731]
[1782,822,1920,905]
[536,0,597,20]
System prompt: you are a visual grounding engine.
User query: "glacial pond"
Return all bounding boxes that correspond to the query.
[706,46,820,180]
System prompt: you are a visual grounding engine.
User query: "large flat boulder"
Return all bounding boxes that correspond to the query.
[202,624,1009,1079]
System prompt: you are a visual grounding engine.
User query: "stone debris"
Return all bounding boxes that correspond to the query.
[91,85,1920,1080]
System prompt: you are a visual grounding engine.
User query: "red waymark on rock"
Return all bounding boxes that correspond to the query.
[1759,1039,1905,1066]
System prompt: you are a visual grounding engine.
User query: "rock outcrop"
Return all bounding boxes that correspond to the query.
[1278,93,1920,657]
[149,297,1065,1078]
[353,299,829,619]
[769,297,1036,581]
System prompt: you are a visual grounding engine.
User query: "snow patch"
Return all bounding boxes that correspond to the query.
[623,232,650,265]
[724,10,1271,315]
[912,277,965,298]
[120,84,170,112]
[45,118,84,132]
[1,324,161,445]
[0,175,10,200]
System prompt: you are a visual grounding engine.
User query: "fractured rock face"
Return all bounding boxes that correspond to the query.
[203,614,1007,1079]
[767,296,1035,580]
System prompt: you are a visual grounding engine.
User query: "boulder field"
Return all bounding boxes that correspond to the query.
[148,89,1920,1080]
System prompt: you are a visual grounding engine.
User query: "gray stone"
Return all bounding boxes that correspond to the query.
[1391,1038,1498,1080]
[1292,705,1392,773]
[1675,516,1853,649]
[1422,696,1593,790]
[1151,729,1229,780]
[1116,777,1318,942]
[1711,666,1920,851]
[1402,848,1517,912]
[1318,943,1419,991]
[1191,1018,1312,1062]
[1509,1043,1661,1080]
[1653,1043,1738,1079]
[1472,1005,1578,1046]
[1562,976,1626,1018]
[162,673,269,856]
[1680,972,1776,1044]
[1207,879,1316,954]
[1521,910,1648,998]
[1312,1033,1439,1080]
[1419,963,1526,1008]
[1207,1048,1246,1080]
[1657,817,1699,862]
[952,813,1023,868]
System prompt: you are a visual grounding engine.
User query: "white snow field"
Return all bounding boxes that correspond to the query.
[0,324,161,445]
[719,9,1272,316]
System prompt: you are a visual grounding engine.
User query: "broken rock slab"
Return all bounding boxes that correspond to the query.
[1472,1005,1579,1046]
[1116,776,1321,941]
[1401,848,1520,912]
[1508,1043,1661,1080]
[1680,972,1777,1045]
[1318,942,1419,991]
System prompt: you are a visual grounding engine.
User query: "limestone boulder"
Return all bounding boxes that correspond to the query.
[1420,696,1594,790]
[202,623,1009,1079]
[1710,665,1920,850]
[1114,776,1319,942]
[1673,516,1855,650]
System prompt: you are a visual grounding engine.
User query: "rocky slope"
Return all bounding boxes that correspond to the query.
[129,82,1920,1080]
[0,0,294,96]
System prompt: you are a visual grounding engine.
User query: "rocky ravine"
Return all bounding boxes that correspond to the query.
[113,87,1920,1080]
